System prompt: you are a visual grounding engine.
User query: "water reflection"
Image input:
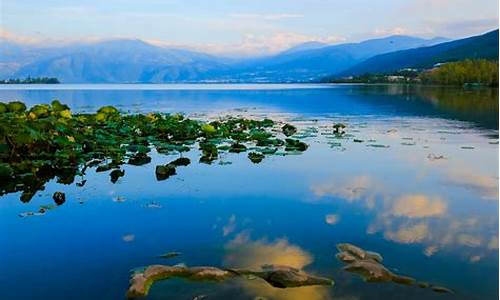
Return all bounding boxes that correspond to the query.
[0,85,497,300]
[224,231,330,300]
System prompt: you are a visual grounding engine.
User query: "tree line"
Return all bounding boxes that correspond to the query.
[419,59,498,87]
[0,77,60,84]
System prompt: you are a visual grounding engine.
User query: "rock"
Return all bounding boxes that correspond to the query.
[336,243,415,286]
[52,191,66,205]
[365,251,383,263]
[127,265,234,298]
[336,243,367,259]
[282,124,297,137]
[126,264,333,298]
[250,264,333,288]
[343,259,394,282]
[110,169,125,183]
[155,164,176,181]
[335,252,357,263]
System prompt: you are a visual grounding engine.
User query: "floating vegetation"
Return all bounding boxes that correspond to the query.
[461,146,475,149]
[127,264,333,298]
[158,252,182,259]
[427,153,446,161]
[0,101,305,202]
[353,139,364,143]
[155,164,176,181]
[282,124,297,137]
[110,169,125,183]
[401,142,416,146]
[248,152,265,164]
[367,144,390,148]
[284,139,308,152]
[52,191,66,205]
[335,243,452,294]
[333,123,347,134]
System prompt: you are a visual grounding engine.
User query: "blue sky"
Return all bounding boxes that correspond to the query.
[1,0,498,56]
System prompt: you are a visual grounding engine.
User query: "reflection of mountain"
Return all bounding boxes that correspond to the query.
[349,85,499,129]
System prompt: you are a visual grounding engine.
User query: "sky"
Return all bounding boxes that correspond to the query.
[0,0,498,56]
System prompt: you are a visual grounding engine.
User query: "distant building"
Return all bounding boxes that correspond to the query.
[387,75,405,82]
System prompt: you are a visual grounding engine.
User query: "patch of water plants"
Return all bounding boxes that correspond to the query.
[0,101,309,202]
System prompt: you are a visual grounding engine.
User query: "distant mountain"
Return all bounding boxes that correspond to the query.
[5,32,492,83]
[279,41,329,55]
[8,39,230,83]
[211,35,448,82]
[341,29,499,76]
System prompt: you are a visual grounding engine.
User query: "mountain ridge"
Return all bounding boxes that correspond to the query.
[0,31,496,83]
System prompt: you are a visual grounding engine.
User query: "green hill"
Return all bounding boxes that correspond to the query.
[341,29,499,76]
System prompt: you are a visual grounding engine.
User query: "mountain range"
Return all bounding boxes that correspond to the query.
[0,29,497,83]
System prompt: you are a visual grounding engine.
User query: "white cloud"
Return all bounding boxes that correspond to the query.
[150,32,345,56]
[229,13,304,21]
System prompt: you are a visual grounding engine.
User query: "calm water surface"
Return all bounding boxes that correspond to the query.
[0,84,498,300]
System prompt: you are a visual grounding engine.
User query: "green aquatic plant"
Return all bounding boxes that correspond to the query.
[285,139,308,152]
[155,164,176,181]
[282,124,297,137]
[248,152,265,163]
[0,101,309,201]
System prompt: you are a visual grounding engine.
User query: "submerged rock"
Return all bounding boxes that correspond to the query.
[335,243,457,293]
[243,264,333,289]
[52,191,66,205]
[126,264,333,298]
[336,243,414,286]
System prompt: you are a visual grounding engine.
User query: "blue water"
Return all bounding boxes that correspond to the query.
[0,84,498,300]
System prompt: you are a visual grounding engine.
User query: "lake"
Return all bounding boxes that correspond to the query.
[0,84,498,300]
